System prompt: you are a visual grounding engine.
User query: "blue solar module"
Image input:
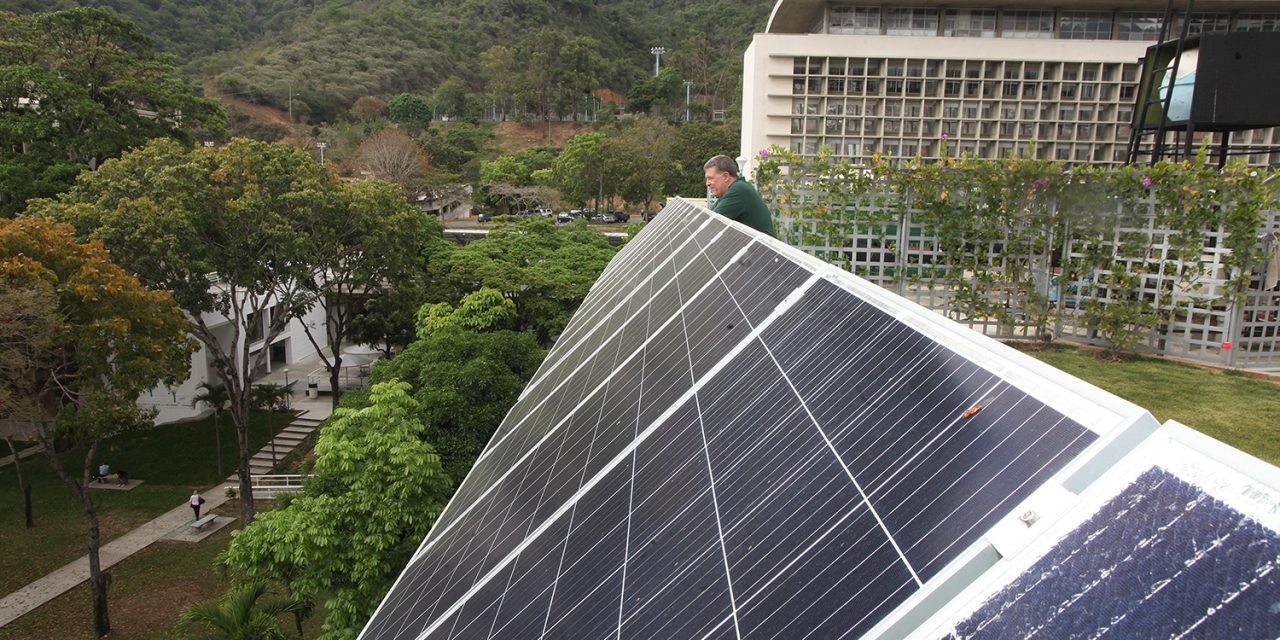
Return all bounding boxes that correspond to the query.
[929,424,1280,639]
[358,200,1159,640]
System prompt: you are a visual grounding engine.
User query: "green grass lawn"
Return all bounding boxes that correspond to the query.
[0,411,294,596]
[1021,343,1280,465]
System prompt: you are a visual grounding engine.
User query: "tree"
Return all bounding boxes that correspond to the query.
[176,581,300,640]
[552,131,607,208]
[33,138,337,524]
[1,285,56,529]
[0,217,196,637]
[415,288,516,337]
[295,178,447,408]
[434,76,471,121]
[373,320,544,484]
[223,380,452,640]
[553,36,605,120]
[387,93,432,132]
[191,382,231,479]
[349,95,388,122]
[604,116,678,213]
[0,8,225,217]
[445,216,617,345]
[356,128,430,193]
[479,45,516,121]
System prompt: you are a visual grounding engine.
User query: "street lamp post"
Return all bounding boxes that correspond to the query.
[650,47,665,77]
[683,80,693,121]
[316,142,326,164]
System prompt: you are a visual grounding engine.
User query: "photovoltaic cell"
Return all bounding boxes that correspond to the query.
[360,200,1203,640]
[934,427,1280,639]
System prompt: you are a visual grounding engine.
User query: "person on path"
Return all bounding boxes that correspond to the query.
[190,489,206,520]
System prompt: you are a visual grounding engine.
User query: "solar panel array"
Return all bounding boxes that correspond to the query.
[358,200,1273,640]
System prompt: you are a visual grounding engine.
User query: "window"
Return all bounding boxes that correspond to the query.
[886,8,939,36]
[829,58,847,75]
[1181,13,1230,34]
[1059,11,1114,39]
[1001,10,1054,38]
[1234,13,1280,32]
[1118,12,1162,40]
[829,77,846,93]
[826,118,843,134]
[831,7,881,35]
[943,8,996,37]
[827,100,844,116]
[1061,84,1077,99]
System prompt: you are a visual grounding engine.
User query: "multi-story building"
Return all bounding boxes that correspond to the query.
[740,0,1280,176]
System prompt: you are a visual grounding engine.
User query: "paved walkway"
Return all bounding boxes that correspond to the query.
[0,393,334,629]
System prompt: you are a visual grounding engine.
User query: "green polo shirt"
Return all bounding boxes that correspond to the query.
[711,177,776,237]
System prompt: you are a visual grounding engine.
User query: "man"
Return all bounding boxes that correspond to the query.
[703,155,775,237]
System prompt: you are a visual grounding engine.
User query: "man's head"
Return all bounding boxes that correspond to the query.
[703,155,739,198]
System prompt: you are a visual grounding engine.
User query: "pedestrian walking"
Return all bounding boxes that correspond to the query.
[190,489,206,520]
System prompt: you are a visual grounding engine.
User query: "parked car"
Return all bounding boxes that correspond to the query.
[476,211,493,223]
[557,210,579,223]
[534,208,554,217]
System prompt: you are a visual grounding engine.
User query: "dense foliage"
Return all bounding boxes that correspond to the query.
[756,145,1278,358]
[0,8,225,217]
[224,381,453,640]
[3,0,774,124]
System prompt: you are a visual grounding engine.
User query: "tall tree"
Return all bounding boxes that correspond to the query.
[604,115,678,212]
[296,178,445,408]
[0,285,58,529]
[223,380,452,640]
[33,138,336,524]
[0,217,196,637]
[386,93,432,133]
[0,8,225,217]
[552,131,608,208]
[355,128,430,194]
[479,45,517,121]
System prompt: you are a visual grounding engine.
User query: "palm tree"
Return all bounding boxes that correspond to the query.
[192,382,230,478]
[176,581,298,640]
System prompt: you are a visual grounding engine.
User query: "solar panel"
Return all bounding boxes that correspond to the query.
[357,200,1203,640]
[919,422,1280,639]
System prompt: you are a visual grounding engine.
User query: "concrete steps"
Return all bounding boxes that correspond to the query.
[227,407,326,481]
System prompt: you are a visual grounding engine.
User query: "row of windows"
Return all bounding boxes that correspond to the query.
[786,137,1134,162]
[826,7,1280,40]
[791,98,1127,124]
[793,58,1133,83]
[790,117,1124,141]
[793,76,1132,101]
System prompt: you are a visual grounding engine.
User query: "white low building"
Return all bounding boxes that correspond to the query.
[139,296,328,424]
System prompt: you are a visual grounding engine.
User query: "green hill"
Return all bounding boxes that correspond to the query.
[1,0,773,123]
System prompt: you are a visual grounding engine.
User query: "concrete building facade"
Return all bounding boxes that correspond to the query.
[740,0,1280,176]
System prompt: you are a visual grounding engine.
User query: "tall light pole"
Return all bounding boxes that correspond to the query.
[316,142,326,164]
[650,46,665,77]
[287,80,294,123]
[683,80,693,121]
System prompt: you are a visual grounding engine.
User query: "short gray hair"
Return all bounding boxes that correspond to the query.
[703,155,739,177]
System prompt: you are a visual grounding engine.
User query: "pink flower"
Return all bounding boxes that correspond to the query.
[1141,176,1153,188]
[758,148,770,159]
[940,132,949,140]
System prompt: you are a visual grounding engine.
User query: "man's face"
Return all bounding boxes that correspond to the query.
[704,167,734,198]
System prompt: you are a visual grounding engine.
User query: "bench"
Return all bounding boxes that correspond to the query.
[190,515,218,532]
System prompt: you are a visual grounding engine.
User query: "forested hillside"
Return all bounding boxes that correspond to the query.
[1,0,773,124]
